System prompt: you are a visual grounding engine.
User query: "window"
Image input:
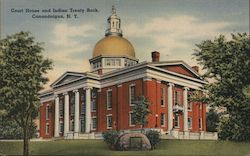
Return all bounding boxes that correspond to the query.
[105,59,121,66]
[188,92,192,111]
[161,87,165,107]
[45,105,50,120]
[174,90,181,105]
[92,90,97,98]
[107,90,112,110]
[161,113,165,127]
[174,113,179,128]
[188,117,192,129]
[129,85,136,106]
[70,94,75,115]
[80,119,85,132]
[188,91,192,102]
[46,123,49,135]
[199,118,202,129]
[129,112,136,126]
[59,121,64,133]
[70,119,74,131]
[92,117,97,130]
[105,59,112,66]
[80,94,85,115]
[107,115,112,129]
[91,99,96,112]
[59,97,64,117]
[115,59,121,66]
[188,102,192,111]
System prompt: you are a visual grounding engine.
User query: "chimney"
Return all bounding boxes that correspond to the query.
[151,51,160,62]
[192,66,199,72]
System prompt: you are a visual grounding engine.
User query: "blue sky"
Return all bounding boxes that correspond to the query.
[1,0,249,89]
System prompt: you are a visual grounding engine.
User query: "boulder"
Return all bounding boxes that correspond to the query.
[115,133,151,150]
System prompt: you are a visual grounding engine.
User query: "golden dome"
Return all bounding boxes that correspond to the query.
[93,36,135,58]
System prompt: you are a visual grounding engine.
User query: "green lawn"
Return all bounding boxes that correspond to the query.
[0,139,250,156]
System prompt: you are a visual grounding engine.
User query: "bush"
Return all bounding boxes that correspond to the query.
[102,130,120,149]
[146,130,160,149]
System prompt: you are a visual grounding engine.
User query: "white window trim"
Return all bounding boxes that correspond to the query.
[129,111,135,127]
[91,116,97,130]
[91,99,96,112]
[45,104,50,120]
[106,89,112,110]
[106,114,112,129]
[188,117,192,129]
[59,121,63,133]
[80,119,85,133]
[45,123,49,135]
[161,113,166,127]
[161,87,166,107]
[129,84,136,106]
[174,90,182,106]
[174,114,180,128]
[199,118,202,130]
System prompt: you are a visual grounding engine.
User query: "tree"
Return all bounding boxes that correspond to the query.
[0,117,37,139]
[193,33,250,141]
[206,108,219,132]
[0,31,52,155]
[132,96,151,131]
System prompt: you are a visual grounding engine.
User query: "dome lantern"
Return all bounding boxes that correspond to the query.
[105,5,122,37]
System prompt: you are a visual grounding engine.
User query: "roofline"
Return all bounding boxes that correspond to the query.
[42,61,206,96]
[149,60,201,77]
[50,71,87,87]
[101,61,206,84]
[52,72,100,89]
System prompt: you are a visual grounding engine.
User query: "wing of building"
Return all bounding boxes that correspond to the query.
[39,6,217,140]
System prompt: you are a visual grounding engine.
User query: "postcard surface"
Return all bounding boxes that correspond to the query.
[0,0,249,155]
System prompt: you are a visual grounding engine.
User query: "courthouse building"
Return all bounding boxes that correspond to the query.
[39,7,210,139]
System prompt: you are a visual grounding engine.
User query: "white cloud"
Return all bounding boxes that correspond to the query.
[124,15,230,55]
[51,23,94,47]
[43,23,94,90]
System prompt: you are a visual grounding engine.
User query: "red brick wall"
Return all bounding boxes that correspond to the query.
[40,100,54,138]
[159,65,195,78]
[98,79,144,131]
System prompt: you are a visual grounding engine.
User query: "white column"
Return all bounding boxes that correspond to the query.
[85,87,92,133]
[183,87,189,132]
[54,95,59,137]
[64,92,69,136]
[168,83,174,132]
[74,90,80,137]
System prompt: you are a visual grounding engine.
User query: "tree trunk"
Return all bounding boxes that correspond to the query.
[23,126,29,156]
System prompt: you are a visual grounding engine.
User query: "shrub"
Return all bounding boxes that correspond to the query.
[145,130,160,149]
[102,130,120,149]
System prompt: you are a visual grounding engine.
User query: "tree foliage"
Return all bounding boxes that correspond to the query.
[193,33,250,141]
[0,31,52,155]
[132,96,151,129]
[145,130,160,149]
[102,130,120,149]
[0,116,37,139]
[206,108,219,132]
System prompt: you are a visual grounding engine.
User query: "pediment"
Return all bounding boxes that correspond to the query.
[50,71,85,88]
[151,61,201,79]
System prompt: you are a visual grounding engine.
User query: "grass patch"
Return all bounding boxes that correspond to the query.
[0,139,250,156]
